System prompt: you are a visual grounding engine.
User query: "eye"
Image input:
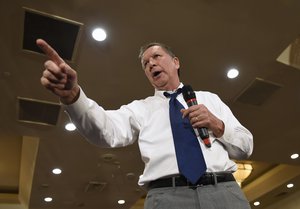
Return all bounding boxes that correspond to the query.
[153,54,161,59]
[143,61,149,69]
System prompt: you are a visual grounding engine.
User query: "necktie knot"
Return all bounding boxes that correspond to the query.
[163,88,182,99]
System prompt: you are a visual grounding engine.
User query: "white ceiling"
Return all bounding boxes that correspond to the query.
[1,0,300,209]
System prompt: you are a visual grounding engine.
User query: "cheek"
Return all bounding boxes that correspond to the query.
[144,71,152,80]
[162,61,175,71]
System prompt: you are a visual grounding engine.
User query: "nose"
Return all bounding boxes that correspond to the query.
[148,57,157,69]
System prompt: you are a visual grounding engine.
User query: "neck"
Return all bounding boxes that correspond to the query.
[157,81,181,92]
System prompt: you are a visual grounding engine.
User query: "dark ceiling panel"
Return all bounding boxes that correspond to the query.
[23,8,82,61]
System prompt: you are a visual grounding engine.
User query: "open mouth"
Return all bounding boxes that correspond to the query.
[153,71,161,78]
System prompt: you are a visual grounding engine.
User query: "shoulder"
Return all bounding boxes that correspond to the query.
[124,95,160,110]
[195,90,220,99]
[194,90,227,109]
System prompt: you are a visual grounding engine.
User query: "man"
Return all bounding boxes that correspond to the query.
[37,39,253,209]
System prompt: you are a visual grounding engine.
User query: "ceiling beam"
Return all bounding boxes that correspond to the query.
[243,164,300,202]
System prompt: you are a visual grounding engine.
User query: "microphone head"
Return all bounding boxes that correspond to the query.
[182,85,196,101]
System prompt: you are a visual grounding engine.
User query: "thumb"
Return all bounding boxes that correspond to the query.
[59,63,76,79]
[180,109,188,118]
[59,63,77,90]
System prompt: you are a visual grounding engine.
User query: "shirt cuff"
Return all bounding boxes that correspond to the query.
[63,87,91,118]
[219,121,235,144]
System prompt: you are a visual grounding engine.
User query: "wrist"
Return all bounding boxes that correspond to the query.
[60,85,80,105]
[213,120,225,138]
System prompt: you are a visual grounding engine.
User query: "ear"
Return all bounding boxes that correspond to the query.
[173,57,180,70]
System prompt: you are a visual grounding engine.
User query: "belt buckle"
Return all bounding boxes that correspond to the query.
[189,173,218,189]
[188,183,199,190]
[187,180,203,190]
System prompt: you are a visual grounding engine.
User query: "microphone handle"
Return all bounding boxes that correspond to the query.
[186,100,211,148]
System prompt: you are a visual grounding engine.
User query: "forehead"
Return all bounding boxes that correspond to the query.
[141,46,167,60]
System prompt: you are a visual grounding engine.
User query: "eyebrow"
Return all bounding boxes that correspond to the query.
[142,52,160,67]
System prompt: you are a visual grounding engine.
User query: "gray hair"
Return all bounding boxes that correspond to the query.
[138,42,176,59]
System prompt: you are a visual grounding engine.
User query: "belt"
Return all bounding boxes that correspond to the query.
[148,172,235,190]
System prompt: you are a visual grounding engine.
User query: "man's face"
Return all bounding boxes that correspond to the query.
[141,46,180,91]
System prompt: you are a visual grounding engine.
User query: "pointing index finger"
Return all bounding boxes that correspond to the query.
[36,39,65,65]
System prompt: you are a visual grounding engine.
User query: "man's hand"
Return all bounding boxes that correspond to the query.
[181,104,224,138]
[37,39,80,104]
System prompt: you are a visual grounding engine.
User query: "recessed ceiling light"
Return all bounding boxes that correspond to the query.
[118,199,125,205]
[291,153,299,159]
[287,183,294,188]
[65,122,76,131]
[52,168,62,175]
[227,68,239,79]
[92,28,107,41]
[253,201,260,206]
[44,197,53,202]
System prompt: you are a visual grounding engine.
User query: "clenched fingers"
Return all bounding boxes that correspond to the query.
[181,105,209,127]
[44,60,66,78]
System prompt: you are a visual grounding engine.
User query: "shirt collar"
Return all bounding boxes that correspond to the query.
[154,83,184,98]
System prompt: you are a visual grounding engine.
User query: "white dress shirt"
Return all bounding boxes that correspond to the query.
[65,83,253,185]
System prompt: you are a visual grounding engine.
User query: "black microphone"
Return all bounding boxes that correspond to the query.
[182,85,211,148]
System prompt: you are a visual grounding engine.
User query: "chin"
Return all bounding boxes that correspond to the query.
[155,85,168,91]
